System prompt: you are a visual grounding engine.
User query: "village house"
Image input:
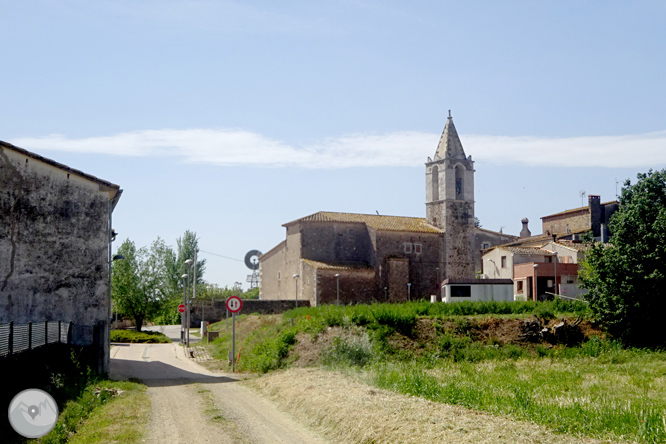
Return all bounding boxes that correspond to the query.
[259,114,516,305]
[482,195,617,301]
[0,141,122,373]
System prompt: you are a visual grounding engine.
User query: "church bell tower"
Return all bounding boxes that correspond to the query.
[425,111,475,279]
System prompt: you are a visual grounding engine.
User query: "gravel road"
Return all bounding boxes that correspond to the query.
[110,343,329,444]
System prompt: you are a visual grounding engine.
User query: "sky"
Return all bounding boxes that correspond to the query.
[2,1,665,289]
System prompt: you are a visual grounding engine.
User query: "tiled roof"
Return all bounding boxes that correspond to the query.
[302,259,373,270]
[501,246,555,255]
[285,211,442,234]
[554,241,589,251]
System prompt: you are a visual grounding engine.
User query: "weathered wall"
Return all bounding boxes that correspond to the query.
[315,268,376,305]
[300,222,374,266]
[258,241,286,300]
[189,299,310,325]
[0,147,110,332]
[374,230,442,300]
[541,209,589,235]
[443,200,475,279]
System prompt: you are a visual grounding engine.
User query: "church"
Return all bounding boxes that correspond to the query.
[259,114,515,305]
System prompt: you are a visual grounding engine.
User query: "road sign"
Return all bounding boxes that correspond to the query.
[178,304,186,313]
[226,296,242,313]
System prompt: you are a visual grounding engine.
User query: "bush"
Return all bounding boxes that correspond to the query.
[321,335,374,368]
[110,330,171,343]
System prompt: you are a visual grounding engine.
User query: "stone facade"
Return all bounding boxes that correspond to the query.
[541,195,618,241]
[0,141,121,373]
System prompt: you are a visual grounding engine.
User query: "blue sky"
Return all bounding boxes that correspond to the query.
[3,1,665,288]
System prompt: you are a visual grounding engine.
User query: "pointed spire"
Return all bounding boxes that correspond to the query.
[433,111,466,160]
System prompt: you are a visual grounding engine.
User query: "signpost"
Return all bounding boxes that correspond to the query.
[178,304,186,313]
[226,296,242,372]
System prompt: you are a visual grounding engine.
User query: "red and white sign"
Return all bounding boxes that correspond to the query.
[226,296,242,313]
[178,304,186,313]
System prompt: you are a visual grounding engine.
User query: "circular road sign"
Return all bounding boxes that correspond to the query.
[226,296,242,313]
[178,304,186,313]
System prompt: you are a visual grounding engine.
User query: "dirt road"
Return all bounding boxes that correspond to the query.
[110,343,329,444]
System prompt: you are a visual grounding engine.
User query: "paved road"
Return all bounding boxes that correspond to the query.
[143,324,200,344]
[110,342,328,444]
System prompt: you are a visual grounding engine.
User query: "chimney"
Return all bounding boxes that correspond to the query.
[520,217,531,238]
[588,195,601,237]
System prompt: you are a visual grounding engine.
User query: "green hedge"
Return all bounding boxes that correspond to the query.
[110,330,171,343]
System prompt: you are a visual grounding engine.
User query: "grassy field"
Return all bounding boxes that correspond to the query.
[205,301,666,443]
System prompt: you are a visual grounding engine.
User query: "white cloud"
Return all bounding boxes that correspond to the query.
[10,128,666,169]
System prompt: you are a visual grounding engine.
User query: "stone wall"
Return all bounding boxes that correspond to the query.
[374,230,441,300]
[189,299,310,325]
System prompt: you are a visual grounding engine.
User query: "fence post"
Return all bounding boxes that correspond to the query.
[28,322,33,350]
[8,321,13,355]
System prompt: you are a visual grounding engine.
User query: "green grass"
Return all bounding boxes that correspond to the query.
[367,348,666,443]
[201,301,666,443]
[111,329,171,343]
[38,380,148,444]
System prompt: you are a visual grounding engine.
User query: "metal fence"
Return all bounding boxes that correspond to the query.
[0,321,72,357]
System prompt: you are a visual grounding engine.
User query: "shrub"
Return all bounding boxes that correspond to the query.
[110,330,171,343]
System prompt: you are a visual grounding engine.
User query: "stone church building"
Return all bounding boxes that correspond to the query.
[259,115,516,305]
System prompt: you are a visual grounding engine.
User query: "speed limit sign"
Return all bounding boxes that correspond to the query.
[226,296,242,313]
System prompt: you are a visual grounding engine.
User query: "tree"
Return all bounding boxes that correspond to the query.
[111,239,161,332]
[148,237,183,325]
[177,230,206,290]
[580,169,666,346]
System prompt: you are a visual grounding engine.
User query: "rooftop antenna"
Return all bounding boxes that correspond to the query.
[580,190,586,207]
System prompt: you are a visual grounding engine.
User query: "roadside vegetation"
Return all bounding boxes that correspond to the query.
[205,301,666,443]
[110,329,171,343]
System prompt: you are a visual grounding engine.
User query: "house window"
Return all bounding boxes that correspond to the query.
[482,242,490,250]
[517,281,524,293]
[501,256,507,268]
[414,243,422,254]
[451,285,471,297]
[545,256,553,263]
[404,243,412,253]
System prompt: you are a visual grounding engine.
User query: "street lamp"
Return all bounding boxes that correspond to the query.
[181,273,188,343]
[335,273,340,306]
[533,264,539,302]
[184,259,194,347]
[407,283,412,302]
[486,258,497,278]
[293,274,300,308]
[552,252,558,297]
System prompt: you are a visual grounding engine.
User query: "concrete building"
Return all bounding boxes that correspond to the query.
[260,114,515,305]
[0,141,122,373]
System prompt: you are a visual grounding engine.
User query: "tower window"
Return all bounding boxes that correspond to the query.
[431,166,439,201]
[404,243,412,254]
[414,243,422,254]
[455,164,465,199]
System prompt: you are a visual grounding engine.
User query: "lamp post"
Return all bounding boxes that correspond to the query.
[335,273,340,306]
[407,283,412,302]
[184,259,194,347]
[533,264,539,302]
[486,258,497,278]
[552,252,558,297]
[181,274,188,342]
[293,274,300,308]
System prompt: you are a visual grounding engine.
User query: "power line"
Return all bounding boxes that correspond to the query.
[199,250,243,263]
